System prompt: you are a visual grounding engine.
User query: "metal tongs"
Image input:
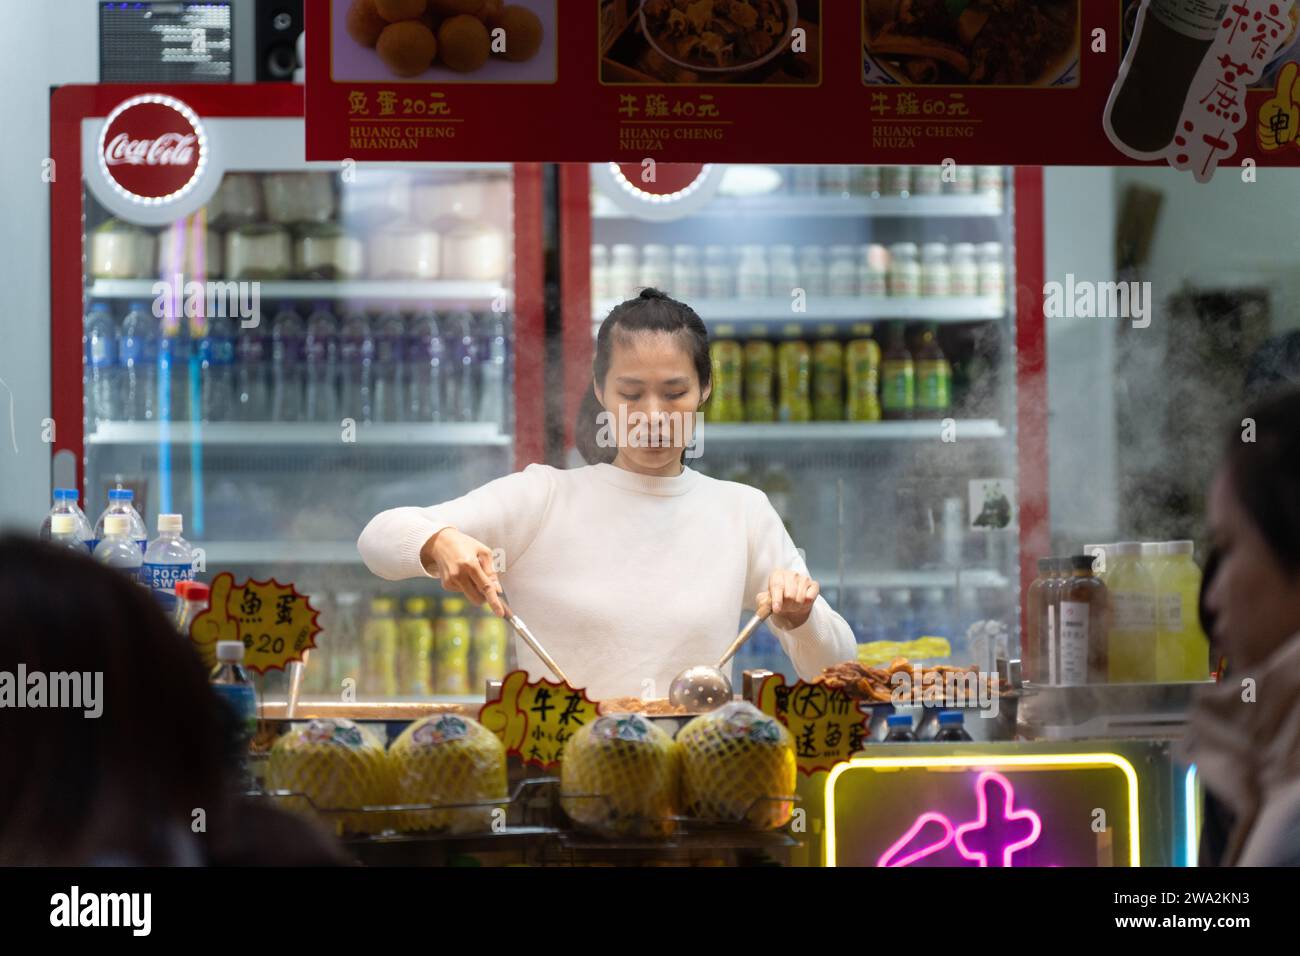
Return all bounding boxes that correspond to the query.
[495,589,572,686]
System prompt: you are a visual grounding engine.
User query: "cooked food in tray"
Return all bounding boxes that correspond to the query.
[598,696,696,716]
[812,658,997,703]
[642,0,790,69]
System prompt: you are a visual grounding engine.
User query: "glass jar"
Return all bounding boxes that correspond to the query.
[703,245,732,299]
[672,244,704,300]
[798,245,828,298]
[978,242,1006,301]
[639,243,672,292]
[887,243,920,297]
[609,244,639,300]
[768,244,798,299]
[949,243,978,297]
[737,245,770,299]
[920,242,951,298]
[858,244,889,297]
[591,244,610,301]
[883,165,911,197]
[828,245,858,298]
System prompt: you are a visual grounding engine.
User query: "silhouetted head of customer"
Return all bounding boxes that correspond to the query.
[0,536,348,865]
[1204,389,1300,670]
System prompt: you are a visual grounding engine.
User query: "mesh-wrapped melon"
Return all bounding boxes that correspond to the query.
[678,701,796,829]
[266,718,393,835]
[560,713,679,839]
[388,714,508,834]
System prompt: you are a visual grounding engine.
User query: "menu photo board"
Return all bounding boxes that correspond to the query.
[306,1,1300,173]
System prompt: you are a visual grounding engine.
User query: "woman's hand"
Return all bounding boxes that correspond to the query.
[420,528,505,617]
[758,569,820,629]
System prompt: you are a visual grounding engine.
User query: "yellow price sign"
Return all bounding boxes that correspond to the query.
[479,670,599,769]
[187,571,321,674]
[758,674,871,777]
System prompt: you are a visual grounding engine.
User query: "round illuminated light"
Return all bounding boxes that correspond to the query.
[592,162,727,222]
[97,94,208,208]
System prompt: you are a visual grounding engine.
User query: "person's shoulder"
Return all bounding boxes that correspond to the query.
[692,470,769,508]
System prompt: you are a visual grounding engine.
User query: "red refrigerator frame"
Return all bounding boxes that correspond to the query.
[49,83,547,498]
[558,165,1049,631]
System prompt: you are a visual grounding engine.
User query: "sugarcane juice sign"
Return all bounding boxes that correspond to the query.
[187,571,321,673]
[479,669,599,768]
[758,674,870,776]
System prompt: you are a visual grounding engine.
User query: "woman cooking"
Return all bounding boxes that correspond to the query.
[358,288,856,700]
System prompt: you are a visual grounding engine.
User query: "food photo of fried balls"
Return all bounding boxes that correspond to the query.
[377,20,438,76]
[438,14,490,72]
[429,0,485,14]
[346,0,388,46]
[489,5,542,62]
[374,0,427,21]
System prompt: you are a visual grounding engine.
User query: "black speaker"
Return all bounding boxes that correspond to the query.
[255,0,303,81]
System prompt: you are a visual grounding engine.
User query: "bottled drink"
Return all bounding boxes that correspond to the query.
[142,513,195,597]
[435,597,472,695]
[845,325,882,422]
[329,592,364,696]
[473,604,509,689]
[1059,554,1110,685]
[362,596,399,697]
[157,320,193,423]
[1105,0,1222,156]
[210,640,258,785]
[198,313,235,423]
[175,580,211,636]
[233,324,270,421]
[914,324,952,419]
[118,302,158,423]
[40,488,93,550]
[880,322,914,420]
[708,327,745,423]
[884,714,916,742]
[303,304,340,423]
[477,312,509,429]
[442,310,478,422]
[371,310,407,423]
[1025,558,1052,684]
[93,514,142,583]
[92,487,148,553]
[84,302,119,427]
[405,310,445,423]
[1107,541,1157,682]
[760,462,794,534]
[338,309,374,425]
[47,513,89,553]
[933,710,973,742]
[776,326,811,423]
[399,596,435,696]
[812,324,844,421]
[743,325,776,423]
[917,587,954,660]
[269,307,305,422]
[1156,540,1211,681]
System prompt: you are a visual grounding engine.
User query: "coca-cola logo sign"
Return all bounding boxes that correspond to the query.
[97,94,207,205]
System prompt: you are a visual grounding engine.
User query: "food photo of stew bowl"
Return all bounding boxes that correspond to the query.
[640,0,798,73]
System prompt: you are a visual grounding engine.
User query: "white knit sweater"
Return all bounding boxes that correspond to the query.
[357,463,856,699]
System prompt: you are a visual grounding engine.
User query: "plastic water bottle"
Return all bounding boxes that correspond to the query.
[443,310,478,421]
[371,310,406,423]
[233,324,270,421]
[339,309,374,424]
[405,310,444,423]
[143,513,195,596]
[211,640,258,785]
[39,488,93,550]
[198,313,235,422]
[94,514,143,583]
[158,321,192,422]
[933,710,973,742]
[477,312,508,429]
[92,488,148,553]
[84,302,119,427]
[304,303,339,423]
[48,513,90,553]
[118,302,158,423]
[884,713,917,742]
[270,307,305,422]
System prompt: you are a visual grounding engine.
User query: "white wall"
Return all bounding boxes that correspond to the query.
[0,0,102,534]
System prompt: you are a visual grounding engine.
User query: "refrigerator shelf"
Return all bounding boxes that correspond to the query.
[592,194,1004,220]
[200,541,362,565]
[810,568,1010,590]
[698,420,1006,442]
[86,421,512,446]
[593,296,1004,324]
[87,279,510,308]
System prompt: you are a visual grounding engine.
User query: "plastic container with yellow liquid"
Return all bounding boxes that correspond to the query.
[362,596,400,698]
[1156,540,1211,681]
[473,604,509,691]
[399,596,435,696]
[1106,542,1157,683]
[436,597,472,695]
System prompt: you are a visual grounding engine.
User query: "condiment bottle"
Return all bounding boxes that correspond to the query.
[1059,554,1110,685]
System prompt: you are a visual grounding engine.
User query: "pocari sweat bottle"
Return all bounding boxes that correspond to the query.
[94,514,143,583]
[143,513,195,596]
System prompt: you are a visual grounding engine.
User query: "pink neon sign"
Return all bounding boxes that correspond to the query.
[877,771,1043,868]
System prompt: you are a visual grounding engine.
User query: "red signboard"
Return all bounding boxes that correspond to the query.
[97,94,207,204]
[304,0,1300,169]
